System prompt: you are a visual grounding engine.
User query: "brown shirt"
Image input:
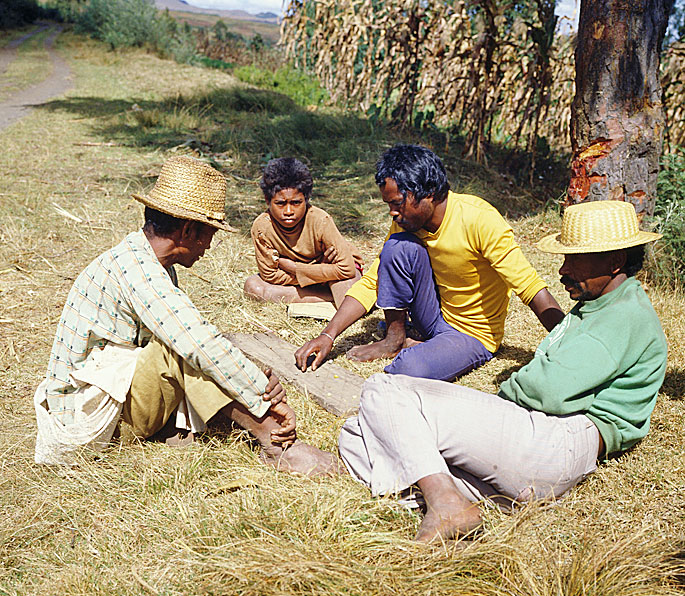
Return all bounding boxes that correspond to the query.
[250,205,363,287]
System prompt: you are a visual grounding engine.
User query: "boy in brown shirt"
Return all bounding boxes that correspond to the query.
[244,158,363,308]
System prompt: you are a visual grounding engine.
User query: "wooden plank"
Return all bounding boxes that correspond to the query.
[225,332,363,417]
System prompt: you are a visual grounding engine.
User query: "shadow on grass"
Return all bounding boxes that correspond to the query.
[37,85,570,235]
[37,87,382,166]
[326,315,382,361]
[38,86,390,233]
[660,368,685,400]
[326,321,539,383]
[493,344,536,385]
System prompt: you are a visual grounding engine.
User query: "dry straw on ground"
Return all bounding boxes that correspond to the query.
[0,30,682,595]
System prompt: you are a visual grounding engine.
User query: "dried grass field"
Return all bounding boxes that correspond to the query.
[0,29,683,595]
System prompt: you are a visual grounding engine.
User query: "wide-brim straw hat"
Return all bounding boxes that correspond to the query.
[537,200,661,254]
[132,156,235,231]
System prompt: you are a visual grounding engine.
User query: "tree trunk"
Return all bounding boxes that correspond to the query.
[568,0,673,217]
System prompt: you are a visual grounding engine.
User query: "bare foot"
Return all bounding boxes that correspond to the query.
[346,308,408,362]
[346,339,403,362]
[415,473,482,543]
[403,337,423,349]
[415,499,482,543]
[244,274,333,304]
[260,440,341,477]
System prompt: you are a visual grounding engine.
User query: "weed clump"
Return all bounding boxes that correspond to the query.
[56,0,197,61]
[650,146,685,287]
[234,65,328,107]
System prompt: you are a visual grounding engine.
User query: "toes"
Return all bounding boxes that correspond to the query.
[260,442,340,478]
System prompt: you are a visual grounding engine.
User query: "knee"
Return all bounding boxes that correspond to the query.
[243,275,266,300]
[380,232,427,264]
[359,372,415,413]
[129,410,165,439]
[358,373,393,412]
[385,348,438,380]
[122,392,167,439]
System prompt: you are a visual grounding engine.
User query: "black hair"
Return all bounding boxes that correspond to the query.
[142,207,186,237]
[260,157,313,201]
[623,244,645,277]
[375,144,450,204]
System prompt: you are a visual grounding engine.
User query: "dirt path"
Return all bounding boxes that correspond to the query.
[0,23,73,132]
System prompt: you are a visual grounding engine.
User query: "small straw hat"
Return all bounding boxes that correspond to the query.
[132,156,235,231]
[537,200,661,254]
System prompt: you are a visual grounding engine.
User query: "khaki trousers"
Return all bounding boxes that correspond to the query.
[122,338,234,438]
[340,373,599,507]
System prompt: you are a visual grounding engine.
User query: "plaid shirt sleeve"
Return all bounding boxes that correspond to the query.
[118,234,269,417]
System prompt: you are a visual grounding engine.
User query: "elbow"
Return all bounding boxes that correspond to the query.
[336,259,357,280]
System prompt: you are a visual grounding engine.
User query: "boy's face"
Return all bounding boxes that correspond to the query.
[268,188,308,229]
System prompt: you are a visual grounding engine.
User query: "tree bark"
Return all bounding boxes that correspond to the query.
[568,0,673,217]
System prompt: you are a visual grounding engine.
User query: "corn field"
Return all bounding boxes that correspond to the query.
[663,41,685,152]
[281,0,685,164]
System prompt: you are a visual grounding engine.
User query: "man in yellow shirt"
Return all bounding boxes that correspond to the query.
[295,144,563,381]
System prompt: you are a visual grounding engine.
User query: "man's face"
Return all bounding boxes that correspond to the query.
[177,223,216,268]
[267,188,308,230]
[559,252,615,301]
[380,178,433,233]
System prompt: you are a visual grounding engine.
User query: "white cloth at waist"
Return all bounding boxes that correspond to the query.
[34,342,205,466]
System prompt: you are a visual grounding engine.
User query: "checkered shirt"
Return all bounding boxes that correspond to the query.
[44,230,267,424]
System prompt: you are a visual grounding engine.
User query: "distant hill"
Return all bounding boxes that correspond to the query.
[155,0,280,24]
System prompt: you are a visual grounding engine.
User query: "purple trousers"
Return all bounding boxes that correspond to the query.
[377,232,493,381]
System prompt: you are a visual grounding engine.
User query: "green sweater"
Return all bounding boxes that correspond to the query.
[499,278,667,457]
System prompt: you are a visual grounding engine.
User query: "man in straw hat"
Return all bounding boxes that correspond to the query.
[337,200,667,542]
[34,155,338,476]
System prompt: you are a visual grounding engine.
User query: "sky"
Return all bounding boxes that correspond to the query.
[555,0,580,30]
[186,0,580,27]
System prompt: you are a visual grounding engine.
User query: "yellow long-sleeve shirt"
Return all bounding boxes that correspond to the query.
[346,192,547,352]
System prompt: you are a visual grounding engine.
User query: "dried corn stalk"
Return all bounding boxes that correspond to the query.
[281,0,683,162]
[662,42,685,152]
[281,0,569,164]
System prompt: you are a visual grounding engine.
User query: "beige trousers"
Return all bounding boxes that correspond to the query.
[340,373,599,507]
[122,338,235,438]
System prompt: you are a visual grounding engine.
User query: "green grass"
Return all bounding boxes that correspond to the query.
[0,25,53,102]
[0,29,683,595]
[0,24,41,48]
[650,147,685,287]
[233,64,329,107]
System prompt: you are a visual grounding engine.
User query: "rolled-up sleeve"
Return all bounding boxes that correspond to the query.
[119,253,269,417]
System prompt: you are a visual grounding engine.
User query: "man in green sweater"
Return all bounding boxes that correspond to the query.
[338,201,667,543]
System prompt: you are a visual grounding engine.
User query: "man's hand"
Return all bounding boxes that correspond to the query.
[277,257,298,275]
[294,333,334,372]
[293,296,367,372]
[262,368,286,406]
[321,246,338,263]
[269,401,297,445]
